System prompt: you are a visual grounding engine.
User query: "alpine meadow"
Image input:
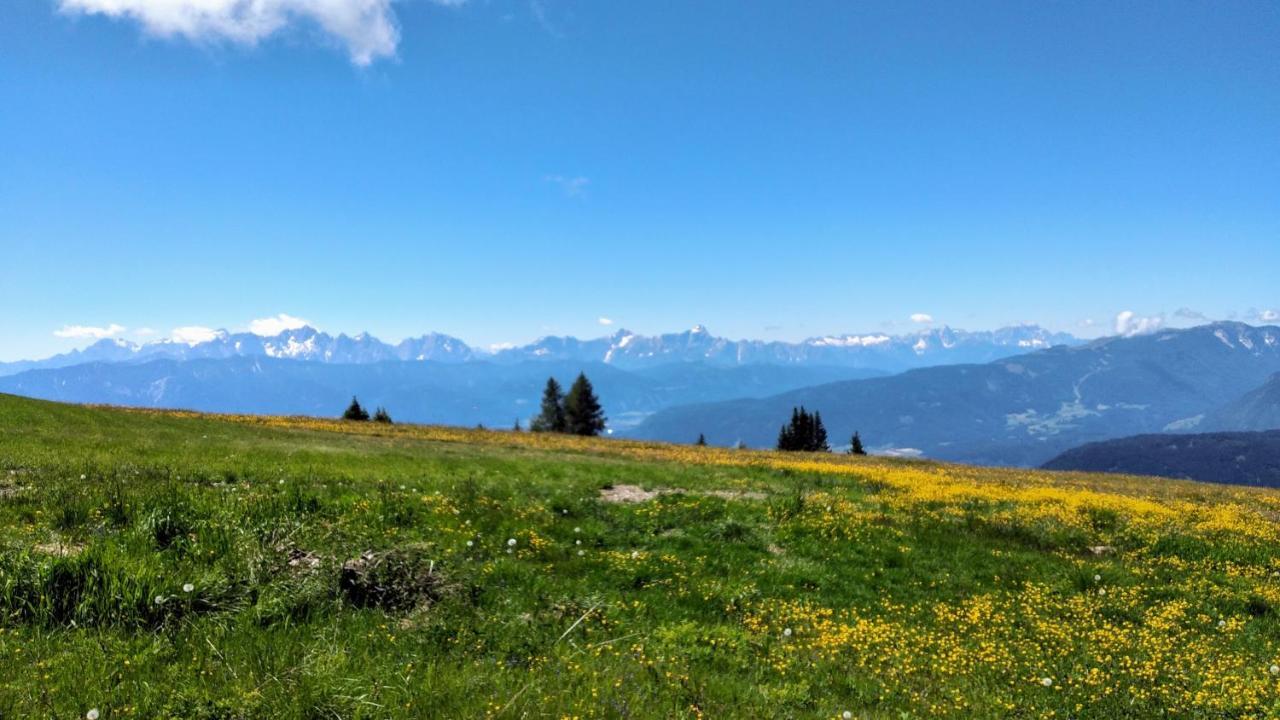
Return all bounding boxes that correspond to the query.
[5,394,1280,717]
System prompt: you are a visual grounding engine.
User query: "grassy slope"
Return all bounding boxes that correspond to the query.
[2,394,1280,718]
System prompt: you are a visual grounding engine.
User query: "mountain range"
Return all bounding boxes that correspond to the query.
[7,321,1279,472]
[0,357,884,432]
[0,324,1079,377]
[628,322,1280,466]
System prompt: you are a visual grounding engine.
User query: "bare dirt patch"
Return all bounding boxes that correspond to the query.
[33,541,86,557]
[599,484,671,503]
[598,484,769,503]
[705,489,768,501]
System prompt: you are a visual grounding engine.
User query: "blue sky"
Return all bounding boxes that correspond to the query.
[1,0,1278,361]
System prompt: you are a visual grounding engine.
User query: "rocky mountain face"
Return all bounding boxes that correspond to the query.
[1,324,1079,377]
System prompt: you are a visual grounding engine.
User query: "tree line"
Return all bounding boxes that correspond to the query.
[775,406,865,454]
[695,406,866,455]
[338,372,607,437]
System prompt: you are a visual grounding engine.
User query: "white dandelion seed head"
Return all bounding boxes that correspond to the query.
[183,583,194,593]
[1270,664,1279,675]
[1093,574,1101,582]
[505,548,513,554]
[154,595,165,605]
[80,474,87,480]
[466,540,474,547]
[574,527,581,533]
[577,550,585,556]
[782,628,792,637]
[507,538,517,547]
[1218,619,1227,628]
[1040,677,1053,687]
[1098,589,1106,596]
[631,551,640,559]
[87,710,100,720]
[575,539,582,545]
[842,712,853,720]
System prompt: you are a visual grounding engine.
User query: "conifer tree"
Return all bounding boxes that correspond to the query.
[812,411,830,452]
[777,406,829,452]
[696,433,707,446]
[849,431,866,455]
[342,396,370,421]
[513,418,523,432]
[372,406,392,424]
[563,372,606,436]
[530,377,567,433]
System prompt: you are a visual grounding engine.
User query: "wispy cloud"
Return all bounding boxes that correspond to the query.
[1255,309,1280,323]
[1114,310,1164,337]
[597,317,614,326]
[1173,307,1210,321]
[544,174,589,198]
[53,323,126,339]
[170,326,221,345]
[249,313,310,336]
[55,0,464,66]
[909,313,933,324]
[529,0,564,38]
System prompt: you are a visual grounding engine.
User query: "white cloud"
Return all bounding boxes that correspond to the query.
[909,313,933,324]
[1255,309,1279,323]
[249,313,310,335]
[170,326,221,345]
[1114,310,1164,337]
[597,317,614,326]
[544,175,590,197]
[53,323,126,339]
[55,0,463,66]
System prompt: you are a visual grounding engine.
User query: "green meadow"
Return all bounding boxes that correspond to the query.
[2,393,1280,718]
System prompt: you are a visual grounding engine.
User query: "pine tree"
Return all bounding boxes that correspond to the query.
[696,433,707,446]
[849,431,866,455]
[342,396,370,421]
[812,411,830,452]
[513,418,523,432]
[372,406,392,424]
[530,377,567,433]
[563,372,606,436]
[777,406,829,452]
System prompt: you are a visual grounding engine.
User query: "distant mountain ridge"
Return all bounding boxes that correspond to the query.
[628,322,1280,467]
[1042,430,1280,487]
[0,357,884,431]
[0,323,1079,377]
[1202,373,1280,433]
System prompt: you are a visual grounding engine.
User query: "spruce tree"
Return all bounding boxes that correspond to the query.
[812,411,830,452]
[372,406,392,424]
[342,396,370,421]
[849,431,866,455]
[513,418,523,432]
[564,372,606,436]
[696,433,707,446]
[777,406,829,452]
[530,377,567,433]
